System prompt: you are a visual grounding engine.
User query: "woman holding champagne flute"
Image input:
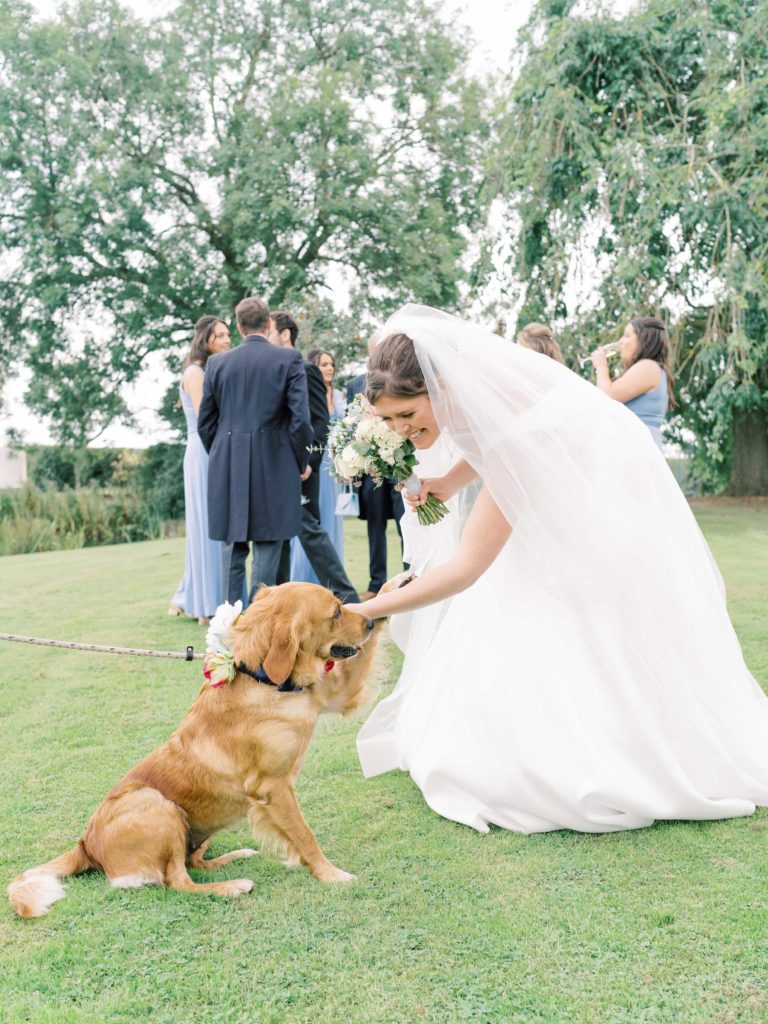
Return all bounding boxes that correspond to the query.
[588,317,673,448]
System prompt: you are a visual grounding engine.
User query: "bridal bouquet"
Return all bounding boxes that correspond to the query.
[328,394,449,526]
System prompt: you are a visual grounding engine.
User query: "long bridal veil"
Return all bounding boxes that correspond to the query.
[386,304,723,607]
[357,304,768,834]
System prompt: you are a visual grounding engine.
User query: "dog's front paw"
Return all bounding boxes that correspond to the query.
[223,878,254,896]
[314,864,357,883]
[378,571,416,595]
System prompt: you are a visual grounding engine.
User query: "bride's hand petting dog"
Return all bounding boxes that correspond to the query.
[8,583,388,918]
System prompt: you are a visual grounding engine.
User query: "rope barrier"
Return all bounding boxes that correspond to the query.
[0,632,202,661]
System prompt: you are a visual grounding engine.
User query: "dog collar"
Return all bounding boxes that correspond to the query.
[236,660,335,693]
[236,664,303,692]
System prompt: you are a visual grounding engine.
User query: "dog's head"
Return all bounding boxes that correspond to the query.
[229,583,375,692]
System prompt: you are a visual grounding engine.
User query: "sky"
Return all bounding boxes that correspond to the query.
[4,0,631,449]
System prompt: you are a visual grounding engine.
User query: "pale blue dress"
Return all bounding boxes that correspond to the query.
[290,387,345,584]
[624,368,668,448]
[170,366,223,618]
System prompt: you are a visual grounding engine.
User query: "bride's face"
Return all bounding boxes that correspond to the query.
[373,393,440,450]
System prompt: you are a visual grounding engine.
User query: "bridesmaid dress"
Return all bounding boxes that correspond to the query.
[169,366,223,619]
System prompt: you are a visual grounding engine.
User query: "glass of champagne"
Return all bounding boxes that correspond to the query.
[579,340,622,369]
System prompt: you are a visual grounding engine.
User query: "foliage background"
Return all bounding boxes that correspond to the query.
[497,0,768,494]
[0,0,489,445]
[0,0,766,492]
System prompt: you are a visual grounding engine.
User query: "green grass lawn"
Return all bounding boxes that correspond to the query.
[1,509,766,1024]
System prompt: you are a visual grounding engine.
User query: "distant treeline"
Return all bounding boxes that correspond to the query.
[0,445,184,556]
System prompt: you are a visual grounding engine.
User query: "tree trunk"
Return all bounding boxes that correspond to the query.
[725,407,768,496]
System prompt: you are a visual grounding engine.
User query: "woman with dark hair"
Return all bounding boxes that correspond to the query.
[344,304,768,837]
[168,315,231,624]
[289,347,345,583]
[589,317,674,448]
[516,322,565,364]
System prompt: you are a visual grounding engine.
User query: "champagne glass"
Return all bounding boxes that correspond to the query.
[579,340,622,369]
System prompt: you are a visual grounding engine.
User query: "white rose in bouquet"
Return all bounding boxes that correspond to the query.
[338,445,366,478]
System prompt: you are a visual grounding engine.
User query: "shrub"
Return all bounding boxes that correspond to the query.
[133,444,186,521]
[0,484,162,555]
[27,445,123,491]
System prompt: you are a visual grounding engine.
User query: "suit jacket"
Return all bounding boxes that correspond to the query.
[345,373,404,524]
[305,361,330,474]
[301,360,330,519]
[198,335,313,543]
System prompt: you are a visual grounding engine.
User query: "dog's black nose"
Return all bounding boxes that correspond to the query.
[366,617,375,632]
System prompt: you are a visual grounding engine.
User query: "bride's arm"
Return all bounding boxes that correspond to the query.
[349,486,511,619]
[406,458,479,507]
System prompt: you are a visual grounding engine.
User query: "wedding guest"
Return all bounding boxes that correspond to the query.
[289,348,345,583]
[169,315,231,625]
[198,298,314,603]
[516,322,565,364]
[268,312,359,602]
[589,317,674,449]
[346,329,405,601]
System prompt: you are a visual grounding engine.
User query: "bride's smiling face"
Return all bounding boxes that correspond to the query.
[373,393,440,449]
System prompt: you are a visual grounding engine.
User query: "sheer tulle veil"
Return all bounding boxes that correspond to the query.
[380,303,726,608]
[356,304,768,828]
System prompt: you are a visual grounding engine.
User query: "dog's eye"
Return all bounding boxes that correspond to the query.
[333,607,342,619]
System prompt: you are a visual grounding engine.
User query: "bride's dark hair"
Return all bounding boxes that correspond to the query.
[365,332,427,403]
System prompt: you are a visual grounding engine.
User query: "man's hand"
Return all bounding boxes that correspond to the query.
[300,465,312,482]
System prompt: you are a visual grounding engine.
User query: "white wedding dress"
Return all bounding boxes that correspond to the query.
[357,306,768,833]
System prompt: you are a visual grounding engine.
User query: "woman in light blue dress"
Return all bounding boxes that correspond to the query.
[589,316,673,448]
[290,348,345,584]
[169,316,231,624]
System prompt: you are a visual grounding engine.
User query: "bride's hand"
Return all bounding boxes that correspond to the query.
[401,476,449,510]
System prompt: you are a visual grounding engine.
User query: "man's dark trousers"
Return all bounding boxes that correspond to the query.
[276,359,358,603]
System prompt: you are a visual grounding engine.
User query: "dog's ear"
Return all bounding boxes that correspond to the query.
[262,619,299,685]
[229,588,274,666]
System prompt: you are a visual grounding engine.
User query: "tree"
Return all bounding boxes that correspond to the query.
[0,0,489,446]
[496,0,768,494]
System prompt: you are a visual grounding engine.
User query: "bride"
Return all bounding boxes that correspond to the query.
[346,304,768,834]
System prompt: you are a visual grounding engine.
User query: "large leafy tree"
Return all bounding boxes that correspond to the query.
[497,0,768,494]
[0,0,488,446]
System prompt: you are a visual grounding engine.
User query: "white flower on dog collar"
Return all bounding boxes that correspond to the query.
[203,600,242,688]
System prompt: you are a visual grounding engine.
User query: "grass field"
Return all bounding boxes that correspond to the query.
[1,507,766,1024]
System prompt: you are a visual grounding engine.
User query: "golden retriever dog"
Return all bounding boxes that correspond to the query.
[8,582,390,918]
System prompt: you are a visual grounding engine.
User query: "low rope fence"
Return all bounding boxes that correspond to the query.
[0,632,202,661]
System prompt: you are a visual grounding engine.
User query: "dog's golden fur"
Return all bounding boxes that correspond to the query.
[8,583,389,917]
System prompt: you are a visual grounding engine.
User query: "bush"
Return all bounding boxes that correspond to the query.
[5,443,187,554]
[0,484,163,556]
[133,444,186,521]
[27,445,123,490]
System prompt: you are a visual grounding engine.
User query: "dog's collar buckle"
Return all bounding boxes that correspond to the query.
[236,663,303,692]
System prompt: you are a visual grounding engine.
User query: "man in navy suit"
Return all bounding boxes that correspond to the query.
[198,297,313,604]
[346,328,405,601]
[269,311,358,603]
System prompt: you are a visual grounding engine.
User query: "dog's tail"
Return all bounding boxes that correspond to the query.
[8,841,94,918]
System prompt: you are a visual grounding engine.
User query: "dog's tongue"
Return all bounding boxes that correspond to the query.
[324,660,335,674]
